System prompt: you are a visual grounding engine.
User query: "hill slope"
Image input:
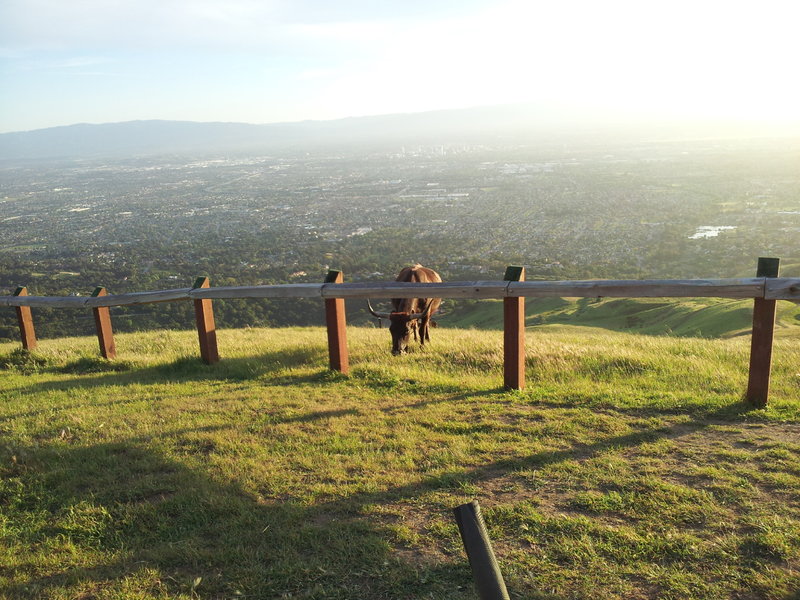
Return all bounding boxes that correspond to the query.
[442,296,800,339]
[1,327,798,599]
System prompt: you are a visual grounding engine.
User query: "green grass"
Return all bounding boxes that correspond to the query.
[1,326,799,599]
[444,297,800,339]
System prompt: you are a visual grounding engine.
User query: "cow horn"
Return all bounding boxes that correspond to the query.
[366,299,391,319]
[431,299,450,319]
[409,300,435,321]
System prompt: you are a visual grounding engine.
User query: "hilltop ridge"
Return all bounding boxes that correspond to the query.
[443,296,800,339]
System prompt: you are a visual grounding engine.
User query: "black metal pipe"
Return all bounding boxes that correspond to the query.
[453,501,510,600]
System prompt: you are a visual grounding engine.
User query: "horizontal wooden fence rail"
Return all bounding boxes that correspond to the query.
[0,287,194,308]
[2,261,797,406]
[3,279,800,308]
[765,278,800,300]
[508,278,770,299]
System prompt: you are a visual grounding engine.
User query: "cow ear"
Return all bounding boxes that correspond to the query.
[430,320,438,328]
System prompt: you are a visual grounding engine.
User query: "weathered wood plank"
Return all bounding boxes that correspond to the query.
[507,278,765,298]
[189,284,324,300]
[0,288,192,308]
[86,288,193,307]
[3,295,90,308]
[764,278,800,301]
[8,278,800,307]
[320,281,508,299]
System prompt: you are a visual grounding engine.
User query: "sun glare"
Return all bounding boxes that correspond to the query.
[309,0,800,125]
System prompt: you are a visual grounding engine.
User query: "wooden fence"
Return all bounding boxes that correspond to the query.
[3,258,798,407]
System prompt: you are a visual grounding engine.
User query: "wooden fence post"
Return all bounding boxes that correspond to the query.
[192,277,219,365]
[91,287,116,359]
[746,257,780,407]
[503,266,525,390]
[324,269,349,374]
[13,286,37,351]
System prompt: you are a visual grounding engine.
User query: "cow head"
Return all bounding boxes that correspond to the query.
[367,301,429,355]
[388,312,416,355]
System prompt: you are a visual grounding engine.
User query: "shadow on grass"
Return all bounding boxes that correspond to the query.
[0,397,362,435]
[2,434,470,600]
[524,395,768,421]
[377,388,505,416]
[1,345,331,398]
[3,399,787,599]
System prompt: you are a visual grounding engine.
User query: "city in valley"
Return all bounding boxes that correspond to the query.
[1,134,798,338]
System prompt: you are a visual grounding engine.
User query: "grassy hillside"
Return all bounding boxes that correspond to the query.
[443,297,800,339]
[1,326,798,599]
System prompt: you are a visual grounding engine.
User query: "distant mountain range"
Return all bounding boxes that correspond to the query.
[1,103,794,161]
[0,103,580,161]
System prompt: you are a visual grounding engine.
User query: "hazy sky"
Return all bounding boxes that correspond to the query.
[1,0,799,133]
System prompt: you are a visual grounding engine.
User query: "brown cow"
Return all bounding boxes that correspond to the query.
[367,264,442,355]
